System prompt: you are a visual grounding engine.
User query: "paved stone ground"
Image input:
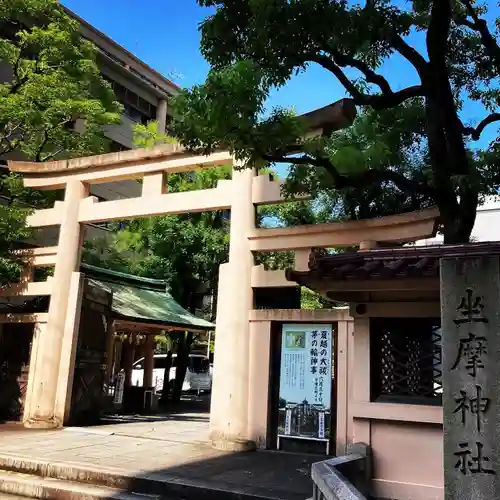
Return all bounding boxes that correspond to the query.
[0,396,319,499]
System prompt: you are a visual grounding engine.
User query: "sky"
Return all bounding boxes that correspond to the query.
[61,0,498,148]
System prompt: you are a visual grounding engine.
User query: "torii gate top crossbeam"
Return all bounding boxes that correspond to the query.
[8,144,233,189]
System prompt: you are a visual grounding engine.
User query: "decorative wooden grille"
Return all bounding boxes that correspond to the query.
[370,317,442,406]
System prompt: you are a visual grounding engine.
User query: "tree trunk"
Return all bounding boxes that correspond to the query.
[422,3,479,245]
[159,350,173,406]
[172,332,194,403]
[423,90,477,244]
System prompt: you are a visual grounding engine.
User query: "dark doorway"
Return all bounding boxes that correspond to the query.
[0,323,33,422]
[68,283,112,426]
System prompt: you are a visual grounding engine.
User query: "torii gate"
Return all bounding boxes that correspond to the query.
[3,143,439,450]
[2,97,440,450]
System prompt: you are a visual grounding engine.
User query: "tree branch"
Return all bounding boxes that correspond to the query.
[454,14,476,30]
[391,34,428,76]
[35,129,51,162]
[262,153,343,184]
[463,113,500,140]
[262,153,433,198]
[328,49,393,95]
[311,53,423,110]
[40,148,64,162]
[34,118,73,162]
[459,0,500,69]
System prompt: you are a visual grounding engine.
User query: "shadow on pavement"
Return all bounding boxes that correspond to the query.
[90,392,211,426]
[100,392,316,499]
[111,449,318,500]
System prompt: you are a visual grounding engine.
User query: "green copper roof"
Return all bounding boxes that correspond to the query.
[81,264,214,331]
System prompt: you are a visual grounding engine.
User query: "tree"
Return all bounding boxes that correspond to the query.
[0,0,121,283]
[0,0,121,160]
[0,174,33,284]
[171,0,500,244]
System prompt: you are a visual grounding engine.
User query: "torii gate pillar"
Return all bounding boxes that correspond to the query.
[210,165,256,451]
[25,180,87,428]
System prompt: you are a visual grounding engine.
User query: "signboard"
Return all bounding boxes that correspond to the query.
[278,324,333,441]
[441,257,500,500]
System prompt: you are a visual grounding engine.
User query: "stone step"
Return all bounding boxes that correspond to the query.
[0,455,298,500]
[0,470,161,500]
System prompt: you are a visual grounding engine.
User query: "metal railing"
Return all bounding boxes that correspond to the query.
[311,443,371,500]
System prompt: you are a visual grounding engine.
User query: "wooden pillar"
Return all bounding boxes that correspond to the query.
[105,321,116,386]
[113,337,123,381]
[123,335,135,388]
[352,316,371,445]
[144,335,156,388]
[54,272,85,424]
[336,319,350,455]
[24,180,88,429]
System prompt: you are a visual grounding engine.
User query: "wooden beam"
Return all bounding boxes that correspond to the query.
[251,265,297,288]
[15,246,58,256]
[248,207,439,251]
[352,300,441,317]
[17,151,233,189]
[0,313,49,324]
[251,174,310,205]
[26,207,62,228]
[114,319,211,334]
[78,185,233,223]
[350,401,443,425]
[0,281,52,297]
[248,307,352,322]
[9,142,188,174]
[15,247,58,267]
[303,278,440,293]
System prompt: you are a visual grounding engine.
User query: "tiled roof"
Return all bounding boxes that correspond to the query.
[82,264,214,330]
[286,242,500,284]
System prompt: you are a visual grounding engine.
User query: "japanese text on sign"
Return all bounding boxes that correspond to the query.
[278,324,333,441]
[452,288,495,476]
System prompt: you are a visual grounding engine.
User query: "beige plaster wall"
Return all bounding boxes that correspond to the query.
[349,301,444,500]
[371,421,443,500]
[248,319,271,448]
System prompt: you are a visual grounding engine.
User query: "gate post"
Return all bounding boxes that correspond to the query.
[24,180,88,428]
[54,272,85,424]
[210,165,256,451]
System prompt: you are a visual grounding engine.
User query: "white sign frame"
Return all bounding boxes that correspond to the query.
[277,323,334,452]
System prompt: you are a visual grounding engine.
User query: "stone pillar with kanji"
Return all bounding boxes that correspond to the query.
[441,256,500,499]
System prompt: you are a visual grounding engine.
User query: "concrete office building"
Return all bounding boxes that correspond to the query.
[0,6,180,204]
[0,6,180,246]
[64,7,181,236]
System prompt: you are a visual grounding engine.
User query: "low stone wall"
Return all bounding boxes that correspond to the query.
[311,443,371,500]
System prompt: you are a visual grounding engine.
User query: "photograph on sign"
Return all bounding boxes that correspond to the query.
[277,324,333,441]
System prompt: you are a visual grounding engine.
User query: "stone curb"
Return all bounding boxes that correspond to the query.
[0,454,298,500]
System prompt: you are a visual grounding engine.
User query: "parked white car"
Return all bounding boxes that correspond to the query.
[131,354,212,393]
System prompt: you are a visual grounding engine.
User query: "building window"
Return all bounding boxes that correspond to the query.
[370,317,442,406]
[105,79,155,124]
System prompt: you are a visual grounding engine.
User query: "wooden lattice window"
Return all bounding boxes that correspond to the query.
[370,317,442,406]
